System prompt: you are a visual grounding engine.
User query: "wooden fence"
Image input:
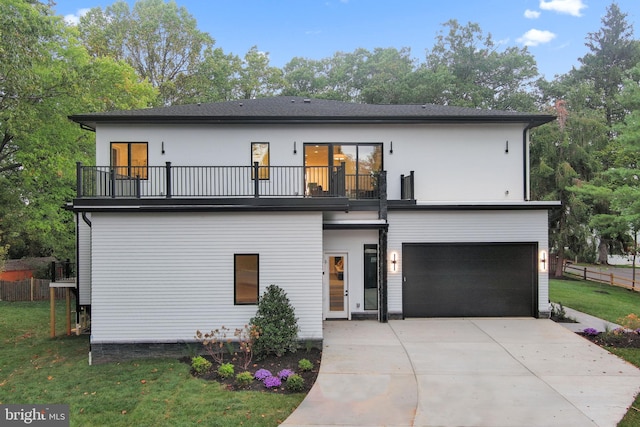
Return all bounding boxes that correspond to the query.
[564,263,638,291]
[0,278,71,302]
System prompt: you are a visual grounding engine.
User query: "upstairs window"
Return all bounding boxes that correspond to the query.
[111,142,148,179]
[251,142,269,180]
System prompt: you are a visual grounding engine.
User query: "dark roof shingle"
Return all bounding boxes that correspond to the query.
[70,96,555,129]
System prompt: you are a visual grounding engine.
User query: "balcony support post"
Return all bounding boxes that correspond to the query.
[165,162,172,198]
[110,168,116,198]
[409,171,415,200]
[253,162,260,198]
[76,162,82,198]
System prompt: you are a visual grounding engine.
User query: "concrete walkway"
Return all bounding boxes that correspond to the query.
[281,318,640,427]
[559,306,624,333]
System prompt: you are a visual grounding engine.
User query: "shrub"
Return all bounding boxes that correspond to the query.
[254,368,272,381]
[235,324,260,371]
[217,363,234,379]
[618,313,640,330]
[195,327,231,365]
[285,374,305,392]
[298,358,313,371]
[250,285,299,359]
[264,375,282,388]
[583,328,599,336]
[235,371,253,388]
[191,356,212,375]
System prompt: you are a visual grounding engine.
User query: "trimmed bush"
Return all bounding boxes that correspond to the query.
[191,356,212,374]
[298,358,313,372]
[235,371,253,387]
[285,374,305,392]
[217,362,234,379]
[250,285,299,359]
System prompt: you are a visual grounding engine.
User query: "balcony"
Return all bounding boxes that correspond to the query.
[75,163,414,201]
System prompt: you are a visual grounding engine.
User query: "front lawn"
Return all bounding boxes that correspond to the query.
[549,278,640,323]
[0,301,304,426]
[549,278,640,427]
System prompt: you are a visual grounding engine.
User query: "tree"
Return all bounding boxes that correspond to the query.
[284,47,415,103]
[235,46,284,99]
[530,98,604,272]
[77,0,214,105]
[180,47,242,103]
[0,0,156,260]
[425,20,539,110]
[576,3,640,128]
[543,4,640,264]
[0,230,8,273]
[357,47,415,104]
[282,56,329,98]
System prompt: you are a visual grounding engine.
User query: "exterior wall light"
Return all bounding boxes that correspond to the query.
[539,250,548,272]
[390,252,398,272]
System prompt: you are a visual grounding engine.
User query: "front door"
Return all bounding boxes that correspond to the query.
[324,253,348,318]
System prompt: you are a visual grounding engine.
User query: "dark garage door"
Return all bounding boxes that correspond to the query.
[402,243,537,317]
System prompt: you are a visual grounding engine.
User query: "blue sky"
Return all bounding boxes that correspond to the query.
[54,0,639,80]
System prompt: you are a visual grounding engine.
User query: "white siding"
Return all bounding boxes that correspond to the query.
[387,210,550,315]
[95,122,528,202]
[78,214,92,306]
[90,211,323,343]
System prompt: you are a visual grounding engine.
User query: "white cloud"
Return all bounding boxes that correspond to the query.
[63,8,91,26]
[524,9,541,19]
[517,29,557,46]
[539,0,587,17]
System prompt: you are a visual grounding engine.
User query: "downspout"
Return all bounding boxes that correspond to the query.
[82,212,92,227]
[75,213,81,323]
[76,212,91,322]
[378,171,388,323]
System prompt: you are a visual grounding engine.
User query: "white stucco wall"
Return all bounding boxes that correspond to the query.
[95,122,530,202]
[89,211,323,344]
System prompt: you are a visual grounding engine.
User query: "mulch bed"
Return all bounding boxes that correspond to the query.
[181,348,322,394]
[578,331,640,349]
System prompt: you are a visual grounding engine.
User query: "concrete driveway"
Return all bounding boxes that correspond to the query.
[281,319,640,427]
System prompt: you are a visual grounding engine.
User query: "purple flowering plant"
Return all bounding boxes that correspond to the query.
[583,328,599,336]
[277,369,294,380]
[254,369,272,381]
[264,375,282,388]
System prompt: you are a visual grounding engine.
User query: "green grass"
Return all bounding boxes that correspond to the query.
[549,279,640,426]
[549,278,640,324]
[0,301,304,426]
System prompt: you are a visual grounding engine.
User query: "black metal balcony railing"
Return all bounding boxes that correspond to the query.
[75,162,404,200]
[401,171,415,200]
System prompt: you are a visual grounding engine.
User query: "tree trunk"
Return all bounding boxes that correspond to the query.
[597,238,609,265]
[554,248,564,278]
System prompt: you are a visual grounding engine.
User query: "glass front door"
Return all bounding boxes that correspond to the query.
[324,253,348,318]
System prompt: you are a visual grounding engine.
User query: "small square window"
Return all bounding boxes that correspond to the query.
[235,254,259,304]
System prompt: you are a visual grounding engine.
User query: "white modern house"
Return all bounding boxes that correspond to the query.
[68,97,557,363]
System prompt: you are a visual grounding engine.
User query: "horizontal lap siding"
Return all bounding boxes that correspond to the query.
[91,212,323,343]
[387,210,549,315]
